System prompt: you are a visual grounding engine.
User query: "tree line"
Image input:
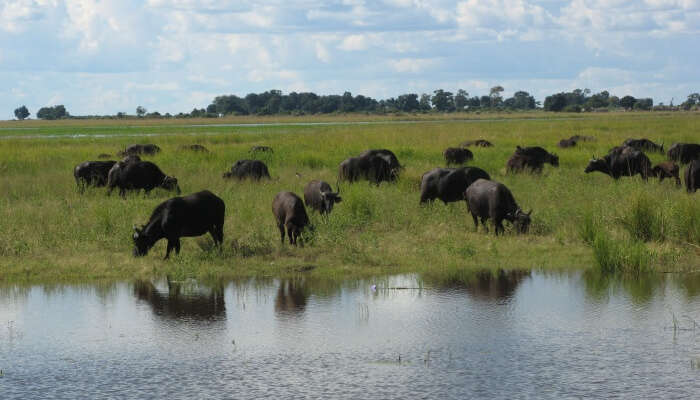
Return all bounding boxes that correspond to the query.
[12,89,700,120]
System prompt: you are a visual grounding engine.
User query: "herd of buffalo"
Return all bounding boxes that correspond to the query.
[73,138,700,259]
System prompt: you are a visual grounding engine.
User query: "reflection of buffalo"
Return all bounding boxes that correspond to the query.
[133,279,226,320]
[465,269,531,300]
[274,279,309,315]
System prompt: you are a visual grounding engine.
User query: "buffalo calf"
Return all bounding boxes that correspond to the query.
[303,180,342,215]
[444,147,473,165]
[651,161,681,186]
[223,160,270,180]
[272,192,311,246]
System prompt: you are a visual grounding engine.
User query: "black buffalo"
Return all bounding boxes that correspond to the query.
[132,190,225,259]
[179,144,209,152]
[667,143,700,164]
[685,160,700,193]
[118,144,161,157]
[461,139,493,147]
[74,161,117,191]
[223,160,270,180]
[107,161,180,197]
[584,148,652,180]
[338,153,397,185]
[420,167,491,204]
[272,191,311,246]
[651,161,681,186]
[507,146,559,173]
[250,145,273,153]
[303,180,342,215]
[569,135,595,142]
[558,138,577,148]
[106,155,142,191]
[358,149,402,171]
[464,179,532,235]
[97,153,112,159]
[623,138,664,153]
[444,147,473,165]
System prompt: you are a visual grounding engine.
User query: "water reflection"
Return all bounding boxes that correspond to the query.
[274,278,309,316]
[133,278,225,320]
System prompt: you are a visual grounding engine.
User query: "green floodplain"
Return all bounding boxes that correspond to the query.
[0,112,698,286]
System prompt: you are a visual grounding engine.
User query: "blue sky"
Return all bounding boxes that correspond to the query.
[1,0,699,117]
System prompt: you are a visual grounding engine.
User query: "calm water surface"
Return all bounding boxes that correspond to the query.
[1,270,699,399]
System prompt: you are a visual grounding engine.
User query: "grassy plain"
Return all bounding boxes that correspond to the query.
[0,112,698,285]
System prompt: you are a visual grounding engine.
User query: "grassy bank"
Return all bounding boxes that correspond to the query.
[1,113,698,284]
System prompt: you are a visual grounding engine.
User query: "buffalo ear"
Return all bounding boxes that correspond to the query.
[133,225,141,233]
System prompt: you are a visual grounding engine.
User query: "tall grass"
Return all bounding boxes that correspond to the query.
[0,113,698,283]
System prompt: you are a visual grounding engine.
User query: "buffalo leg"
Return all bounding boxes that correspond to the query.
[480,217,489,233]
[210,225,224,246]
[494,219,504,235]
[287,226,296,245]
[470,213,479,230]
[165,240,174,259]
[278,223,285,243]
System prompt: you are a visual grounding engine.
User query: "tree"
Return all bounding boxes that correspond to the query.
[14,105,29,120]
[419,93,431,111]
[431,89,455,112]
[619,96,637,110]
[454,89,468,111]
[36,105,68,120]
[504,91,536,110]
[396,93,420,112]
[681,93,699,110]
[136,106,147,117]
[489,86,504,108]
[633,98,653,111]
[543,93,567,112]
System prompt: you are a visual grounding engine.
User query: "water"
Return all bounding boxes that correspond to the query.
[1,271,699,399]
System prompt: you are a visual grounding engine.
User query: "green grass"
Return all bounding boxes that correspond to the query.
[0,112,698,285]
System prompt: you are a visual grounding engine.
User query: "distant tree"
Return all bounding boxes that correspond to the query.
[206,104,217,114]
[504,91,536,110]
[14,105,29,120]
[431,89,455,112]
[489,86,504,108]
[419,93,431,111]
[136,106,147,117]
[116,112,126,118]
[619,96,637,110]
[543,93,567,112]
[633,98,653,111]
[396,93,420,112]
[36,105,68,120]
[454,89,468,111]
[479,95,492,109]
[681,93,699,110]
[340,91,355,112]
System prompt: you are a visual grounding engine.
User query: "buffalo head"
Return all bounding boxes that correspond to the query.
[162,176,181,194]
[132,225,155,257]
[510,209,532,234]
[584,157,607,174]
[320,190,342,213]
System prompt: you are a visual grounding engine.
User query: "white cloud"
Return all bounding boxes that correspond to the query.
[389,58,438,73]
[315,42,331,63]
[338,34,368,51]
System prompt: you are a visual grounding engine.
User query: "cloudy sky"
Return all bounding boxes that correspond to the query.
[1,0,699,117]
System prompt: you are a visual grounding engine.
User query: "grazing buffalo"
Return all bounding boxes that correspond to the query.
[461,139,493,147]
[97,153,112,159]
[464,179,532,235]
[179,144,209,152]
[303,180,342,215]
[570,135,595,142]
[74,161,117,191]
[118,144,161,157]
[107,161,180,197]
[444,147,473,165]
[358,149,402,171]
[623,138,664,153]
[558,138,577,148]
[651,161,681,186]
[584,148,652,180]
[685,160,700,193]
[338,153,397,185]
[507,146,559,173]
[132,190,225,259]
[667,143,700,164]
[272,191,311,246]
[223,160,270,180]
[250,145,273,153]
[420,167,491,204]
